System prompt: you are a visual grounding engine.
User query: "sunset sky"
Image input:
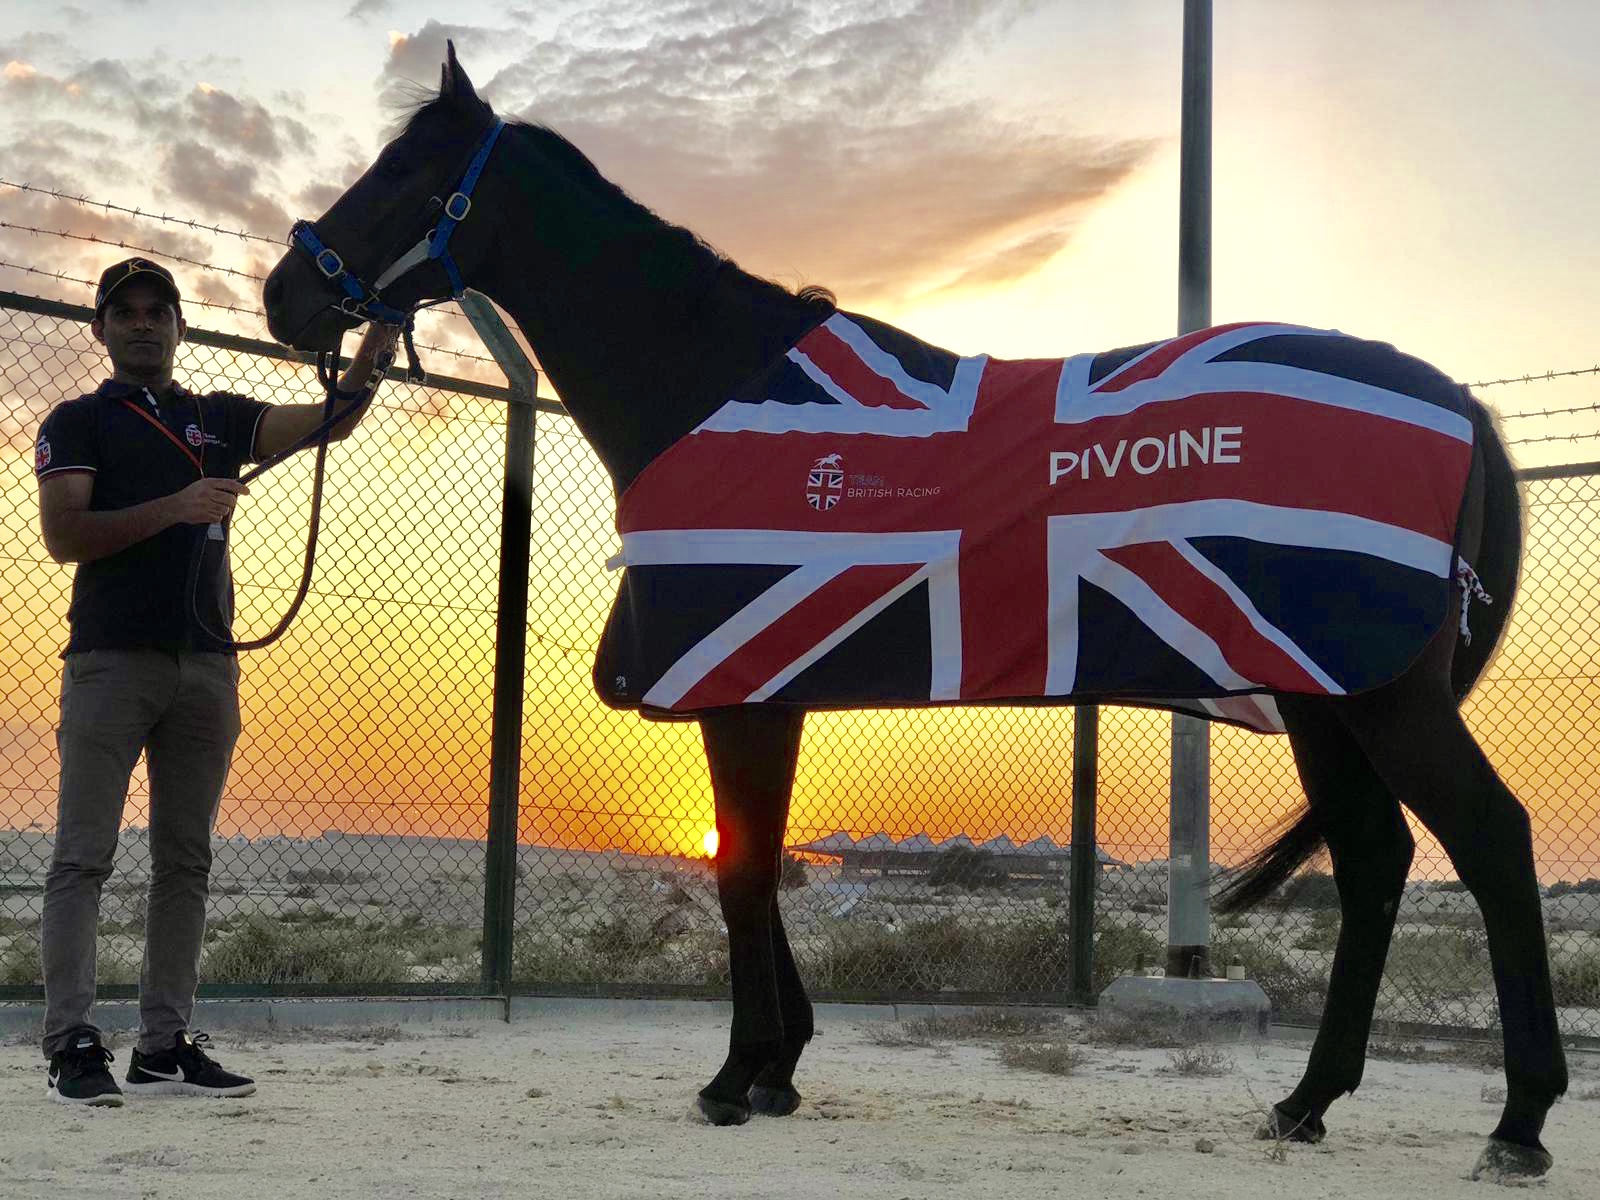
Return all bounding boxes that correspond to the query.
[2,2,1597,873]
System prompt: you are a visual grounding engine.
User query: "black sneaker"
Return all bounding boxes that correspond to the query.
[125,1031,256,1098]
[47,1030,124,1107]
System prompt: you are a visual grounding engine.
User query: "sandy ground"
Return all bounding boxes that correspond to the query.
[2,1007,1597,1200]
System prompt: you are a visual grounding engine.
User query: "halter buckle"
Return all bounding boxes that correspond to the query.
[443,191,472,221]
[314,247,345,280]
[338,296,366,316]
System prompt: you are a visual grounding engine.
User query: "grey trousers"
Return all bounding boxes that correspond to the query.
[41,649,240,1057]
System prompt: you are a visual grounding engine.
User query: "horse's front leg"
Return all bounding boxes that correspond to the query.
[696,704,805,1126]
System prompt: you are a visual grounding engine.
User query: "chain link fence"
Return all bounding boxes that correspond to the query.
[3,290,1598,1038]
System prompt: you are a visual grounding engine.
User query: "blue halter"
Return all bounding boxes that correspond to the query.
[288,117,507,370]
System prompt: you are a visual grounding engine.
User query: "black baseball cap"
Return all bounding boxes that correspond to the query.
[94,257,182,317]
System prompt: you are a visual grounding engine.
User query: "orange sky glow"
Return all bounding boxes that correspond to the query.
[2,4,1598,882]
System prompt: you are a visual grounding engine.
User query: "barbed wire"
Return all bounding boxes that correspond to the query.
[1,186,476,327]
[0,220,267,282]
[1507,430,1600,448]
[0,259,504,367]
[1471,365,1600,388]
[0,178,283,246]
[1494,400,1600,422]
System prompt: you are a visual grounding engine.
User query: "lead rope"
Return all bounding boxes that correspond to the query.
[188,336,400,653]
[1456,556,1493,645]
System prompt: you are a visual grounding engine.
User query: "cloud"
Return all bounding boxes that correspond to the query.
[163,140,292,234]
[346,0,394,18]
[186,84,314,165]
[428,1,1154,304]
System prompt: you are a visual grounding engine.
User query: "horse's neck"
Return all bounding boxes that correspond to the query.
[480,219,825,493]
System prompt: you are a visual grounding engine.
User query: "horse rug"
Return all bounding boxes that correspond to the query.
[593,316,1477,733]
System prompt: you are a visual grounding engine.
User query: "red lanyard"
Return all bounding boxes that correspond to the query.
[117,395,203,474]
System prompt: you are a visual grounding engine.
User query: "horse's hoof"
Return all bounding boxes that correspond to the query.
[1471,1136,1553,1183]
[1256,1103,1325,1144]
[696,1089,751,1127]
[749,1083,802,1117]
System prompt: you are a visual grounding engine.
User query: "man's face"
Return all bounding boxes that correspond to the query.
[92,280,185,380]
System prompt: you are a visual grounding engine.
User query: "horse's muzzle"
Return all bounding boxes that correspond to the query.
[263,257,361,352]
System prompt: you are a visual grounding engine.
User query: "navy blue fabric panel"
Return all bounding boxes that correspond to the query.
[1212,333,1467,413]
[774,580,932,704]
[1187,536,1448,692]
[1072,579,1220,696]
[728,355,839,407]
[1089,341,1162,386]
[846,312,961,392]
[593,564,795,707]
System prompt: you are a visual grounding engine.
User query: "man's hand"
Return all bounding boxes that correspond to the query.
[353,322,402,367]
[165,478,248,525]
[39,473,249,564]
[253,322,398,463]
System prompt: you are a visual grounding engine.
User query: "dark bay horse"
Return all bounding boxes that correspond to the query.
[262,45,1566,1181]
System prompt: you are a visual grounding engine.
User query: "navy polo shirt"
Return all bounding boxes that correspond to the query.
[34,379,272,656]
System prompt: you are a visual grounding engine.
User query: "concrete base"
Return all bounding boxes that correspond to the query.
[1,994,1008,1045]
[1098,974,1271,1038]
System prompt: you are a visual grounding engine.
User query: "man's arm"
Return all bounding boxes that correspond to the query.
[252,322,401,462]
[40,473,246,564]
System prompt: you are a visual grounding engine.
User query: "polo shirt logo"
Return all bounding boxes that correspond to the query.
[36,438,51,470]
[184,424,224,448]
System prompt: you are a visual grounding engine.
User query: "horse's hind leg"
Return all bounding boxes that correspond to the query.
[696,705,806,1125]
[1335,652,1567,1180]
[1261,696,1414,1144]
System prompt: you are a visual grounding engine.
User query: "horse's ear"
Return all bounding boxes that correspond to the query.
[441,38,479,105]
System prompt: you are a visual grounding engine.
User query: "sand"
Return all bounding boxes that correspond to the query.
[2,1004,1597,1199]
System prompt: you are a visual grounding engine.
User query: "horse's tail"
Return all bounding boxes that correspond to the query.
[1215,804,1326,914]
[1218,394,1522,916]
[1452,393,1524,700]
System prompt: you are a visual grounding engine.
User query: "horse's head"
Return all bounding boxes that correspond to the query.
[263,42,501,351]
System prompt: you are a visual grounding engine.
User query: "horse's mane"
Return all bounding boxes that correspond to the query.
[391,92,836,309]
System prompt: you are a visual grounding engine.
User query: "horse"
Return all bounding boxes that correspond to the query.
[262,44,1567,1182]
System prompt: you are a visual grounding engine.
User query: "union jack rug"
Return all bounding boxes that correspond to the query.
[593,315,1476,733]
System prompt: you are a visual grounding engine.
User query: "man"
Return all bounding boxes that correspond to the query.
[33,257,397,1106]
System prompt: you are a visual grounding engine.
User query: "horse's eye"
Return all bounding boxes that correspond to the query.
[380,156,409,179]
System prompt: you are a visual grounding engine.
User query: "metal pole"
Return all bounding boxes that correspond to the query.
[459,291,537,995]
[1068,705,1099,1001]
[1168,0,1213,980]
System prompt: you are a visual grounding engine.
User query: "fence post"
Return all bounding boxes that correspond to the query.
[1069,705,1099,1001]
[459,292,537,995]
[1167,0,1214,981]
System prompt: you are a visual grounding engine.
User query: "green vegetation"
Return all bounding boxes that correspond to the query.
[1212,934,1327,1015]
[200,912,478,984]
[1092,921,1164,993]
[1383,929,1493,1002]
[1292,909,1340,952]
[511,911,728,986]
[997,1039,1082,1075]
[1550,945,1600,1007]
[779,852,810,890]
[1547,878,1600,898]
[1,937,138,986]
[1165,1044,1235,1076]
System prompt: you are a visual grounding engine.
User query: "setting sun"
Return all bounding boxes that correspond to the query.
[702,828,719,858]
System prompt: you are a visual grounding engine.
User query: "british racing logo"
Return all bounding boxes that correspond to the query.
[35,438,51,471]
[806,453,844,511]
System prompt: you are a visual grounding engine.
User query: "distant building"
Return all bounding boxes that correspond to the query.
[791,831,1127,880]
